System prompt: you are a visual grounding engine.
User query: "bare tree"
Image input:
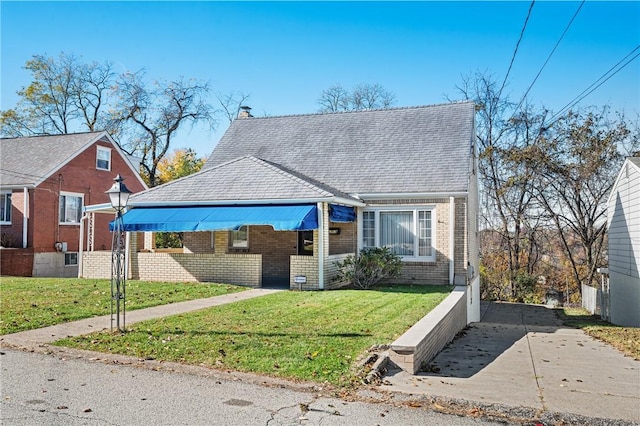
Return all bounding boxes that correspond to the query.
[455,71,546,300]
[0,53,114,137]
[73,60,115,131]
[317,84,350,112]
[109,71,215,187]
[531,109,633,290]
[317,83,395,112]
[215,91,251,123]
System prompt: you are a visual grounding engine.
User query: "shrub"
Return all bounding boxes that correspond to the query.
[334,247,403,289]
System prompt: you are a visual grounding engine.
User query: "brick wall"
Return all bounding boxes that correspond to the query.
[328,221,357,255]
[1,190,27,248]
[183,231,214,253]
[0,248,34,276]
[290,255,319,290]
[365,198,466,285]
[81,251,111,279]
[389,285,468,374]
[246,226,297,282]
[82,250,262,287]
[2,138,145,279]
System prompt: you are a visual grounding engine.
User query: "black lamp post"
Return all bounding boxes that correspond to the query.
[105,174,132,332]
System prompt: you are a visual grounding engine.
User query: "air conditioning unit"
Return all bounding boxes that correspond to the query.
[61,242,68,252]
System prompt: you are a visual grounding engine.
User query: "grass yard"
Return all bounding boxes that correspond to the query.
[0,277,245,335]
[560,307,640,360]
[55,285,451,387]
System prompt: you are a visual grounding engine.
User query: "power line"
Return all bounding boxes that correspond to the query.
[498,0,536,101]
[513,0,585,115]
[543,45,640,129]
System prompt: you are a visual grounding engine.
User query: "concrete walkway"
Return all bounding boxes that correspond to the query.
[381,302,640,423]
[0,288,282,350]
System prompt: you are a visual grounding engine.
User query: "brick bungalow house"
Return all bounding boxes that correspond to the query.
[0,131,147,277]
[81,102,479,321]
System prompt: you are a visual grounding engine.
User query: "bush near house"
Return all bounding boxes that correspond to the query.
[334,247,403,289]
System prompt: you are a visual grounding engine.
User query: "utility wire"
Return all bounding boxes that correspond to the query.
[498,0,536,101]
[542,45,640,129]
[513,0,585,116]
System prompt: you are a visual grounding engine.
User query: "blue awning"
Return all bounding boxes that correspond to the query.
[112,204,318,232]
[329,204,356,223]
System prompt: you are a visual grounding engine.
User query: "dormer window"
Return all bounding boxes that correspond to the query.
[96,146,111,171]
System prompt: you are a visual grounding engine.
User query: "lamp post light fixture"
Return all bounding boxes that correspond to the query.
[105,174,132,332]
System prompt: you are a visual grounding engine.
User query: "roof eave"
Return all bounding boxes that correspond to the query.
[0,184,36,190]
[127,196,366,208]
[353,191,469,200]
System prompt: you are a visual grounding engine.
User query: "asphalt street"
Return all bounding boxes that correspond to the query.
[1,348,502,426]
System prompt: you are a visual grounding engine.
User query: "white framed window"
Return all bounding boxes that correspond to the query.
[361,207,436,261]
[0,191,11,224]
[229,225,249,248]
[96,146,112,171]
[59,192,83,224]
[64,252,78,266]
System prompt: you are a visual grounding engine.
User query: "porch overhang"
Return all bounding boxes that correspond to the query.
[111,204,320,232]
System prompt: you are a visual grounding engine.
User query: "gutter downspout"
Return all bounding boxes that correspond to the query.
[22,187,28,248]
[317,202,324,290]
[449,197,455,285]
[78,212,88,278]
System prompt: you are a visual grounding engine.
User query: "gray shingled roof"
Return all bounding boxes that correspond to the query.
[130,156,360,205]
[0,132,107,187]
[629,157,640,168]
[204,102,475,195]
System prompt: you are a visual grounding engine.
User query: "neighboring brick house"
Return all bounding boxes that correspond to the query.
[0,131,147,277]
[81,102,480,321]
[605,157,640,327]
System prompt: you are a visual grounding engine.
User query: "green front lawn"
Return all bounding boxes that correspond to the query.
[56,285,451,386]
[0,277,245,335]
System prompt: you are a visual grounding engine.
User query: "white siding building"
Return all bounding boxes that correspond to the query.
[606,157,640,327]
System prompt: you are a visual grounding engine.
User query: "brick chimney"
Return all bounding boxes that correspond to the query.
[238,105,253,119]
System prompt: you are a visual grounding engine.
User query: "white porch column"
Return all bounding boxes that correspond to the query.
[317,202,325,290]
[449,196,455,285]
[79,213,87,278]
[22,187,28,248]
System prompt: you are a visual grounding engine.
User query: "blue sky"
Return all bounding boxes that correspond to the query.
[2,1,639,157]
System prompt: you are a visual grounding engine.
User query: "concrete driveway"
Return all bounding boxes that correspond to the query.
[381,302,640,424]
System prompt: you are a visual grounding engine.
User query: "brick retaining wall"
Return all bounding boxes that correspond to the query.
[389,285,467,374]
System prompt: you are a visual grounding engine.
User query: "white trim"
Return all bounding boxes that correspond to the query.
[362,205,437,262]
[353,192,468,200]
[607,157,640,207]
[59,191,84,225]
[78,213,87,277]
[356,207,363,252]
[449,196,455,285]
[22,187,28,248]
[83,202,114,214]
[64,252,79,266]
[0,190,11,225]
[125,231,131,280]
[317,202,325,290]
[0,184,35,190]
[96,145,112,171]
[126,197,366,208]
